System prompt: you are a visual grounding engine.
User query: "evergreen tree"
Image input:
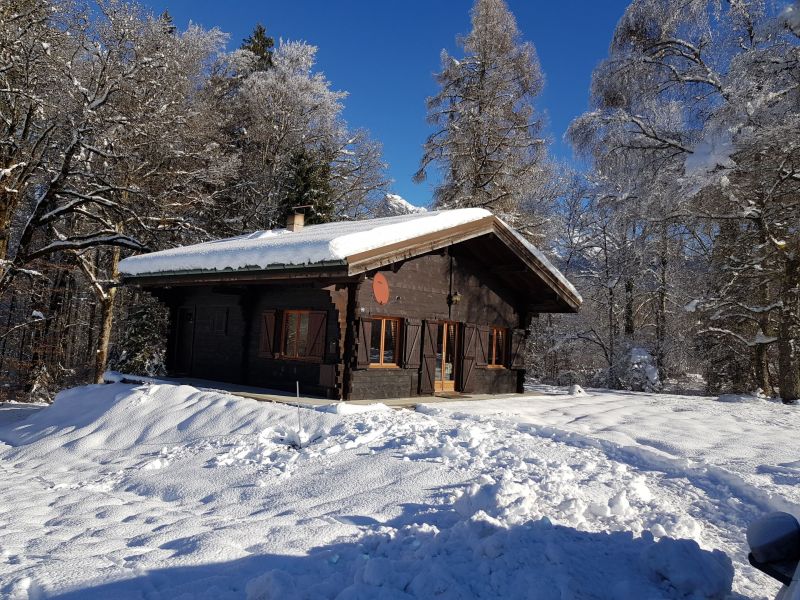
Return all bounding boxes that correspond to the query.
[415,0,547,215]
[112,295,168,378]
[241,23,274,71]
[159,10,176,35]
[279,149,335,225]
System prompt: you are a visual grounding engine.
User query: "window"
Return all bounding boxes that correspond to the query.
[280,310,326,360]
[368,317,401,366]
[489,327,506,367]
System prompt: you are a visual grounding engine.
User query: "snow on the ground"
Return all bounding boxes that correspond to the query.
[434,385,800,508]
[0,383,788,599]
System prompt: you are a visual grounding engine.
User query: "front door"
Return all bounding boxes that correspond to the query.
[434,321,458,392]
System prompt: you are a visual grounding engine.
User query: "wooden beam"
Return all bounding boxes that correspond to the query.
[491,222,581,312]
[123,268,353,287]
[346,216,496,275]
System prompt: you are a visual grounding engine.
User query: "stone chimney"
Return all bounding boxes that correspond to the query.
[286,211,304,232]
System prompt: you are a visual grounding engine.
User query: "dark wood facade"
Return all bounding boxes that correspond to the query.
[133,229,579,401]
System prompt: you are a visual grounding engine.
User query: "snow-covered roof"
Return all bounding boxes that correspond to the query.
[119,208,581,308]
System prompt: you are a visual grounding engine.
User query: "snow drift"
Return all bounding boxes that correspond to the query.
[0,383,751,598]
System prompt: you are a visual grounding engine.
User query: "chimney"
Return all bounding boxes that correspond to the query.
[286,211,304,232]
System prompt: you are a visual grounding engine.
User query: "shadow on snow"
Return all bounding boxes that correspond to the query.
[45,506,739,600]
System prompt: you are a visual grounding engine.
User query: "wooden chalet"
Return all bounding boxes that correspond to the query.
[118,208,581,400]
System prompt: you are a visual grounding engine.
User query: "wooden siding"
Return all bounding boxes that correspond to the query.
[157,237,535,401]
[169,288,246,383]
[166,284,345,399]
[245,284,341,398]
[346,248,522,400]
[357,250,520,325]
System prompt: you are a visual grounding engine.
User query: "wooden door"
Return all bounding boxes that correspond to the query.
[419,320,437,394]
[173,306,195,375]
[434,321,458,392]
[420,321,460,394]
[459,323,477,393]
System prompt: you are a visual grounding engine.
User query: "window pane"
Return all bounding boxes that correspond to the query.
[297,313,309,357]
[495,329,505,365]
[284,313,298,356]
[369,319,382,363]
[383,319,397,364]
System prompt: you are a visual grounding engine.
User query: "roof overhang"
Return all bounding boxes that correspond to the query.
[121,261,349,287]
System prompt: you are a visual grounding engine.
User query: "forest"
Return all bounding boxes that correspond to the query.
[1,0,798,402]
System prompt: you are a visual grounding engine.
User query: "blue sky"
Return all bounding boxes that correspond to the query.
[140,1,631,207]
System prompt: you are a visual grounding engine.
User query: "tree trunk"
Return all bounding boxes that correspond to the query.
[0,290,18,374]
[94,292,116,384]
[754,341,771,395]
[624,278,635,337]
[753,219,772,395]
[607,285,618,388]
[0,197,12,265]
[93,246,121,383]
[655,249,668,378]
[778,256,800,403]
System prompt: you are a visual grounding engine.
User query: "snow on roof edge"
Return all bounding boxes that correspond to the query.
[118,208,581,308]
[118,209,491,277]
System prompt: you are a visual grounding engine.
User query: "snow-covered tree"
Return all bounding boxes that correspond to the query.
[414,0,547,218]
[569,0,800,400]
[0,2,391,398]
[241,23,274,71]
[223,41,387,232]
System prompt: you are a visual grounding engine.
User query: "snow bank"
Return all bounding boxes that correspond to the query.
[246,520,733,600]
[716,391,767,404]
[642,537,733,600]
[316,401,391,415]
[0,384,754,598]
[569,384,587,396]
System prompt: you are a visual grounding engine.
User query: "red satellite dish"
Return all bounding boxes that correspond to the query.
[372,273,390,305]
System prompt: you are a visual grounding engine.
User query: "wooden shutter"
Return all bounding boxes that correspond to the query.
[459,324,477,393]
[355,318,372,369]
[419,320,438,395]
[259,310,276,358]
[402,319,422,369]
[476,325,490,367]
[307,311,327,360]
[508,329,527,369]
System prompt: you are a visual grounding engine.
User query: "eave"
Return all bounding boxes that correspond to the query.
[121,260,349,287]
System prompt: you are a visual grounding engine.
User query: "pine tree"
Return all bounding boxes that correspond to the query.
[279,149,335,225]
[415,0,546,214]
[112,294,168,378]
[159,10,176,35]
[241,23,274,71]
